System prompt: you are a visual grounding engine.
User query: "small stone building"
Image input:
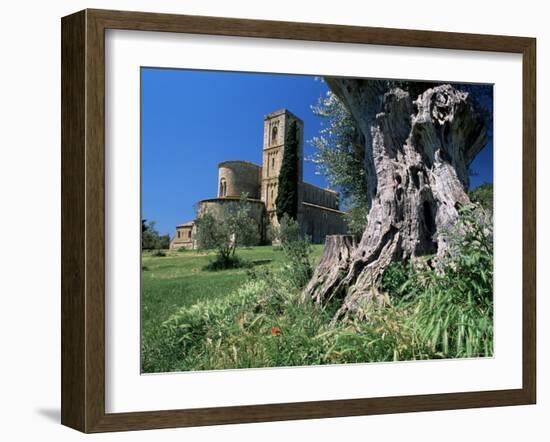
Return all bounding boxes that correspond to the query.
[170,221,195,250]
[170,109,347,250]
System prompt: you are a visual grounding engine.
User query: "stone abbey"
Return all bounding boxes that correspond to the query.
[170,109,347,250]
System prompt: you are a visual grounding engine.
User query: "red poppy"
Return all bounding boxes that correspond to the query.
[271,326,281,336]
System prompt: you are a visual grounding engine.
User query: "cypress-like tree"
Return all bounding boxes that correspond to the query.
[276,120,299,221]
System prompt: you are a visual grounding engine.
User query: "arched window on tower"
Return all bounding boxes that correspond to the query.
[271,125,278,144]
[219,178,227,197]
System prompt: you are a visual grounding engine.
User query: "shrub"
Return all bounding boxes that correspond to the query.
[469,182,493,214]
[270,214,301,246]
[152,249,166,257]
[381,261,415,301]
[281,238,313,290]
[203,254,251,272]
[267,214,313,289]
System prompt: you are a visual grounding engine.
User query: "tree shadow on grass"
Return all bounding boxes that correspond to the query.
[250,259,272,266]
[202,257,273,272]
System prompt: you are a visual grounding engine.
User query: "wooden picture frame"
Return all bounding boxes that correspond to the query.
[61,8,536,433]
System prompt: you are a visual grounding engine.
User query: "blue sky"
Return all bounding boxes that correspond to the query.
[141,68,493,236]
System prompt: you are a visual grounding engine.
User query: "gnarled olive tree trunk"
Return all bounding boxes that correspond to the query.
[304,80,488,321]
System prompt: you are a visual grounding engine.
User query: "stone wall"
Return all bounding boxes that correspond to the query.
[300,202,347,244]
[301,182,339,210]
[218,161,262,199]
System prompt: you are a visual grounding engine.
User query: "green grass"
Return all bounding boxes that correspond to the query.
[142,245,324,324]
[143,257,493,373]
[142,208,494,373]
[141,245,324,370]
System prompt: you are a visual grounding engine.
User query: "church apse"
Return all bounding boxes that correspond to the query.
[217,161,262,199]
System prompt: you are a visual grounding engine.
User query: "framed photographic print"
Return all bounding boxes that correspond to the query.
[61,9,536,433]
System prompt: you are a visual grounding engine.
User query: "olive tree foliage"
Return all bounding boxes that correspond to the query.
[310,90,369,236]
[469,183,493,214]
[194,194,260,263]
[141,219,170,250]
[269,213,301,246]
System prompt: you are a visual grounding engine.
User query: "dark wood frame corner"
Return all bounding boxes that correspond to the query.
[61,8,536,433]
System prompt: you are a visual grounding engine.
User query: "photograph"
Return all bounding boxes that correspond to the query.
[140,68,494,374]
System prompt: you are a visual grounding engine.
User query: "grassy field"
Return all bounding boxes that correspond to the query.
[141,245,324,357]
[141,214,493,373]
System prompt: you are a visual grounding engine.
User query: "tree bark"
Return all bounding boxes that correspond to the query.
[305,235,356,305]
[305,81,488,321]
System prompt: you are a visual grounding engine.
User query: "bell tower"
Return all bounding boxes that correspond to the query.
[261,109,304,227]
